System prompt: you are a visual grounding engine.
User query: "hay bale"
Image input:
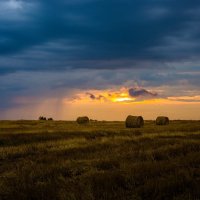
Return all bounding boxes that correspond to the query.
[76,116,89,124]
[156,116,169,125]
[125,115,144,128]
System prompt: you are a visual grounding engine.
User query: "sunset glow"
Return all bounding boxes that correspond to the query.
[0,0,200,120]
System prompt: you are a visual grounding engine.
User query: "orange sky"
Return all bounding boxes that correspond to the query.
[2,88,200,120]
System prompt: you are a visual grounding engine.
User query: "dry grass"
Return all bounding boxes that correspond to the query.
[0,120,200,200]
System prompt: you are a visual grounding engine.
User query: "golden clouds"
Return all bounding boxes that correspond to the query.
[67,87,200,105]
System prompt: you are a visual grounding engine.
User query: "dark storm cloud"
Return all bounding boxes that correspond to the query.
[128,88,158,98]
[0,0,200,116]
[1,0,200,73]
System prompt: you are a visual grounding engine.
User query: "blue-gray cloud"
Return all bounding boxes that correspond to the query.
[0,0,200,117]
[128,88,158,98]
[1,0,200,72]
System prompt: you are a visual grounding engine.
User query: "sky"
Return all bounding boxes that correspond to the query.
[0,0,200,120]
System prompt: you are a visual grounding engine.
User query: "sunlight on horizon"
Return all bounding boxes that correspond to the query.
[2,88,200,120]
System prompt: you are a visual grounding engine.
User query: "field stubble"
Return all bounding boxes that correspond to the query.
[0,120,200,200]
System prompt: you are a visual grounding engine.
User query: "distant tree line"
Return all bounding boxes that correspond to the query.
[38,116,53,121]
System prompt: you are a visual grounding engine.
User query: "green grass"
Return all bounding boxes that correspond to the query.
[0,120,200,200]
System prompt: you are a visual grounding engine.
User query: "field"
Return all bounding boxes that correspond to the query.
[0,120,200,200]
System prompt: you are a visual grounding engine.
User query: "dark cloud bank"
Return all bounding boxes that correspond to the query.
[0,0,200,113]
[128,88,157,98]
[1,0,200,72]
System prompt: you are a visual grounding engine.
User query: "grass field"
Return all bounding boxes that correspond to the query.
[0,120,200,200]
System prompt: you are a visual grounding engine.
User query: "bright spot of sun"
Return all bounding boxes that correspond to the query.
[112,97,133,102]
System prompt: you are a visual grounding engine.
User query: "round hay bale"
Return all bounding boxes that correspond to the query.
[125,115,144,128]
[156,116,169,125]
[76,116,89,124]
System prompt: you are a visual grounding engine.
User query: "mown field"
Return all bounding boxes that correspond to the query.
[0,120,200,200]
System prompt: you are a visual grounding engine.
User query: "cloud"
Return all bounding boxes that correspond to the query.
[128,88,158,98]
[86,93,95,100]
[168,96,200,103]
[0,0,200,118]
[0,67,199,111]
[86,93,105,100]
[1,0,200,72]
[0,0,23,11]
[0,0,36,22]
[75,87,160,103]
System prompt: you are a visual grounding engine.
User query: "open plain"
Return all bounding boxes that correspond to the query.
[0,120,200,200]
